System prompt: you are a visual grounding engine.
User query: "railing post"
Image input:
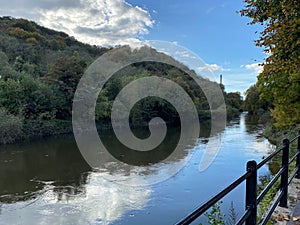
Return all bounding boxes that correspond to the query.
[246,160,257,225]
[296,131,300,179]
[279,138,289,208]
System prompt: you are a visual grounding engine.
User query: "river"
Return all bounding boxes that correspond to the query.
[0,113,275,225]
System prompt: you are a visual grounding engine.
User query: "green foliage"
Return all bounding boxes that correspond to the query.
[94,59,234,125]
[22,119,72,140]
[256,127,300,223]
[45,52,87,118]
[200,201,225,225]
[226,92,243,110]
[0,77,23,115]
[199,201,240,225]
[0,50,9,68]
[241,0,300,129]
[0,16,244,144]
[0,107,23,144]
[0,50,17,78]
[225,92,243,119]
[257,175,280,222]
[0,73,63,119]
[243,85,270,114]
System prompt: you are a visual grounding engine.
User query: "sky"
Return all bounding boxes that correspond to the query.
[0,0,266,95]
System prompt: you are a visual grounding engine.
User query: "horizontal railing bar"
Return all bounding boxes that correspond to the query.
[257,167,284,204]
[289,151,299,164]
[236,209,252,225]
[257,148,283,169]
[290,134,300,143]
[175,171,251,225]
[176,132,300,225]
[288,167,298,185]
[260,191,284,225]
[257,133,300,170]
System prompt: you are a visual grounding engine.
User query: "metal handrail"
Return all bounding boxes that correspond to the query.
[175,131,300,225]
[257,147,282,169]
[176,172,251,225]
[257,167,284,204]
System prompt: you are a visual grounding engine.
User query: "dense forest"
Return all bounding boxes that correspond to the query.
[0,16,243,144]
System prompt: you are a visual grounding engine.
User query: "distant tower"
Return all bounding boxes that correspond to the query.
[220,74,222,85]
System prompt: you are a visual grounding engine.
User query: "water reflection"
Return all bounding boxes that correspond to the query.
[0,137,90,203]
[0,124,211,224]
[244,114,264,134]
[0,114,276,225]
[0,135,153,224]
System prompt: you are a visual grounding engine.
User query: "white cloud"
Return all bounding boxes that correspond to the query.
[2,172,151,225]
[241,63,263,74]
[0,0,154,47]
[174,50,197,59]
[197,63,230,73]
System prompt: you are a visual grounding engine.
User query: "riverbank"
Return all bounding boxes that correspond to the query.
[0,109,73,144]
[261,121,300,224]
[262,117,300,146]
[0,108,242,145]
[22,119,73,141]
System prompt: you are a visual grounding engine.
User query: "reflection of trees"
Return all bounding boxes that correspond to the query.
[245,114,260,124]
[0,120,226,204]
[101,126,181,166]
[52,179,87,202]
[0,135,152,224]
[244,114,264,134]
[0,121,228,224]
[0,136,90,203]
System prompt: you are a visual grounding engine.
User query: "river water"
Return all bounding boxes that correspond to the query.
[0,113,275,225]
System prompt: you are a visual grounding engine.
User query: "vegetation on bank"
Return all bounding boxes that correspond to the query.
[0,107,23,144]
[0,16,243,145]
[241,0,299,151]
[241,0,300,130]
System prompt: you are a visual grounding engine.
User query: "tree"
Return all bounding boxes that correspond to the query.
[45,52,87,119]
[0,51,17,79]
[0,73,62,119]
[243,85,270,114]
[0,78,23,115]
[226,92,243,111]
[241,0,300,128]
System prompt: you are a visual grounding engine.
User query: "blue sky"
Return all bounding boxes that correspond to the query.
[128,0,265,94]
[0,0,266,94]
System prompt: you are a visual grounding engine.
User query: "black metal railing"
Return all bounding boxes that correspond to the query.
[176,131,300,225]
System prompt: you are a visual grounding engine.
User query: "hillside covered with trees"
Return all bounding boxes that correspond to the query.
[0,16,242,144]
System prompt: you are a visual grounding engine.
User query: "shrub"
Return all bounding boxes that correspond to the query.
[200,201,225,225]
[0,107,23,144]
